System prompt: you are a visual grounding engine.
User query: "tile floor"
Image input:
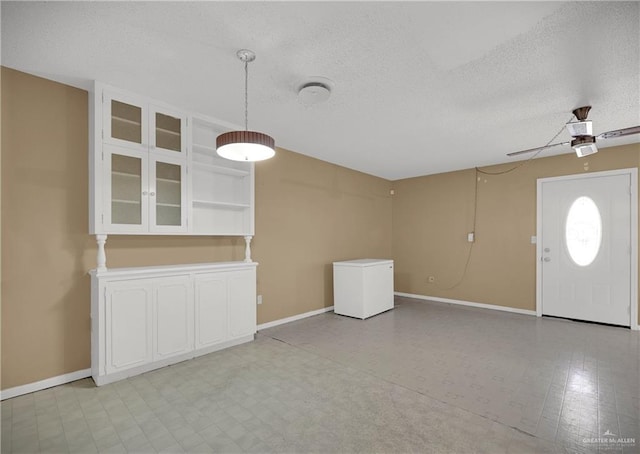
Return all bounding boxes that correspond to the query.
[1,296,639,453]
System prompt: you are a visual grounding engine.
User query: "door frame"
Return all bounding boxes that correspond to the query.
[536,168,638,330]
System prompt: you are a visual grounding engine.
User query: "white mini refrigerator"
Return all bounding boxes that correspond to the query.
[333,259,394,319]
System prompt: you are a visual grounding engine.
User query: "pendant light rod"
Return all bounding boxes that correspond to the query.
[244,57,248,130]
[237,49,255,131]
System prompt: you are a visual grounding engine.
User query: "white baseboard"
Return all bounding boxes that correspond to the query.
[394,292,537,316]
[1,368,91,401]
[258,306,334,331]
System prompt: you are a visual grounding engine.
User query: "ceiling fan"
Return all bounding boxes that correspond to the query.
[507,106,640,158]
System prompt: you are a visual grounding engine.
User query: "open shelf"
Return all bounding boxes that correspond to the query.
[192,200,250,210]
[191,161,250,177]
[192,143,217,154]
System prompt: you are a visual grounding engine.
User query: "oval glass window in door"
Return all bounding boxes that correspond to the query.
[565,196,602,266]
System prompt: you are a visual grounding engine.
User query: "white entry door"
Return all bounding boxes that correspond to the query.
[538,170,635,326]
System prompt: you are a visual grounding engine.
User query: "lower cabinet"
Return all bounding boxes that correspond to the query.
[91,262,257,386]
[228,271,257,338]
[194,273,228,348]
[105,280,153,374]
[153,276,192,361]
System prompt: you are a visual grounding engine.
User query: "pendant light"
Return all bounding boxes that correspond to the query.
[216,49,275,162]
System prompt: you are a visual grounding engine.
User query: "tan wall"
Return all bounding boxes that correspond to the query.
[0,68,392,389]
[392,144,640,324]
[2,68,92,390]
[253,148,393,322]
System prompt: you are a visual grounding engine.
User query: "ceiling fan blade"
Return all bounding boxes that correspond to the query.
[597,125,640,140]
[507,141,570,157]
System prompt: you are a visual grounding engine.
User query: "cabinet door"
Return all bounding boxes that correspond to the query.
[150,105,187,155]
[194,273,228,348]
[105,280,153,374]
[228,270,257,339]
[103,145,149,233]
[153,276,192,360]
[103,92,148,151]
[149,156,187,233]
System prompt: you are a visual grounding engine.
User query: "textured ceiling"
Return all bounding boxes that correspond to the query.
[2,1,639,180]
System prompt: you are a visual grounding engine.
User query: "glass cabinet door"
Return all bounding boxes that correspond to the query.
[106,146,148,232]
[150,106,186,154]
[150,157,187,232]
[104,93,147,150]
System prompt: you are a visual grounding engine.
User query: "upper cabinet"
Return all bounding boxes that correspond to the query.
[90,82,254,236]
[103,144,187,233]
[103,91,187,155]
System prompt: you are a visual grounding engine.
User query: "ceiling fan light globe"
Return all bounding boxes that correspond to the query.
[571,135,598,157]
[566,120,593,137]
[574,143,598,157]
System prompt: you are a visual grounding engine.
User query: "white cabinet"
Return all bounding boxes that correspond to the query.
[194,273,228,348]
[103,90,187,155]
[92,85,189,234]
[104,280,153,374]
[103,276,192,375]
[153,276,192,360]
[102,145,187,233]
[193,269,257,346]
[333,259,394,319]
[91,262,257,386]
[228,270,257,338]
[90,82,254,237]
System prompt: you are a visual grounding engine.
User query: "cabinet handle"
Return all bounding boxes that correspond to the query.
[150,192,156,196]
[142,191,148,196]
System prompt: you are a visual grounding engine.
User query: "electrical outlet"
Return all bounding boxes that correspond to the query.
[467,232,475,243]
[428,276,435,283]
[257,295,263,305]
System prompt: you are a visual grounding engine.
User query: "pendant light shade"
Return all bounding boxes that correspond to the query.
[216,130,275,161]
[216,49,275,162]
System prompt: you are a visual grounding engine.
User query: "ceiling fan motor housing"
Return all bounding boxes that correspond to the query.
[572,106,592,121]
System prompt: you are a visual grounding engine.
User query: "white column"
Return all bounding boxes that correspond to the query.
[96,234,107,271]
[244,236,253,263]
